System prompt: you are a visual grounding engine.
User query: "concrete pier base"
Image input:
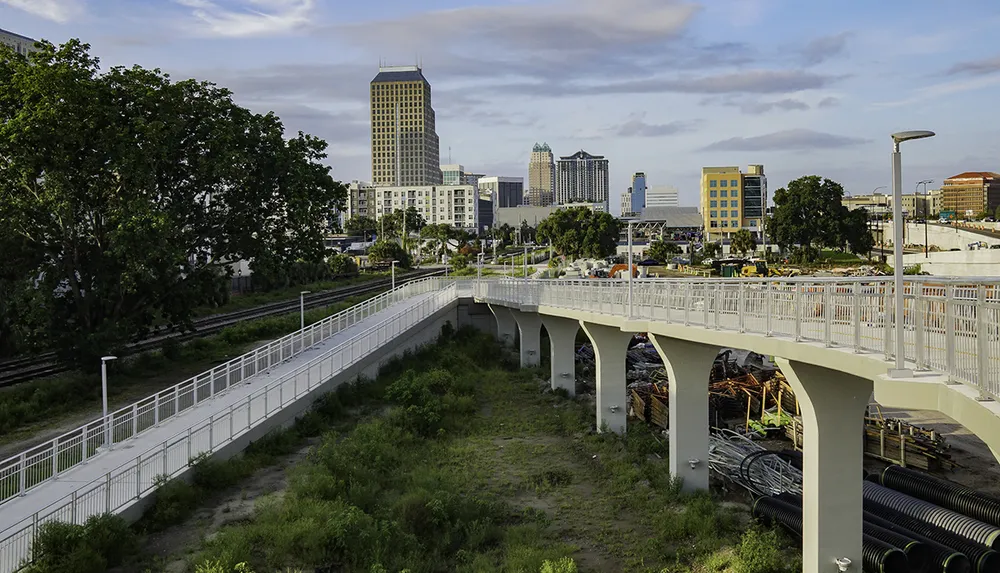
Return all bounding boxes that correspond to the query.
[777,358,871,573]
[509,309,542,368]
[489,304,517,347]
[581,322,633,433]
[541,315,579,396]
[649,335,718,492]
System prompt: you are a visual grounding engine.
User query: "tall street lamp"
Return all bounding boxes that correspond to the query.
[300,291,310,330]
[101,355,117,448]
[477,252,484,282]
[889,130,935,378]
[917,179,933,257]
[523,245,528,278]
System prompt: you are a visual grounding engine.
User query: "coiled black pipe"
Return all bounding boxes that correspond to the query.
[864,521,933,573]
[776,492,969,573]
[752,497,910,573]
[863,533,912,573]
[865,510,972,573]
[880,466,1000,529]
[864,481,1000,551]
[865,498,1000,573]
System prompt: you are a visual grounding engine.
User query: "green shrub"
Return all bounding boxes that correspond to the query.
[735,527,796,573]
[161,337,183,361]
[24,514,136,573]
[540,557,578,573]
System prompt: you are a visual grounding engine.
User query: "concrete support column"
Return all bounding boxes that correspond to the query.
[540,315,579,396]
[777,358,871,573]
[509,309,542,368]
[580,322,633,434]
[649,335,718,492]
[489,304,516,347]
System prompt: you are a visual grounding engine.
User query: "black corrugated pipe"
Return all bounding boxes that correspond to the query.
[864,481,1000,551]
[865,498,1000,573]
[864,521,933,573]
[863,534,912,573]
[865,510,972,573]
[752,497,911,573]
[866,473,883,483]
[751,496,803,535]
[864,510,972,573]
[880,466,1000,529]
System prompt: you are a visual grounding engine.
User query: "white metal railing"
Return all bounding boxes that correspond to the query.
[0,284,459,573]
[474,277,1000,400]
[0,276,452,508]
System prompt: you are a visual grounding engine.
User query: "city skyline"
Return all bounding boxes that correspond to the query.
[3,0,999,210]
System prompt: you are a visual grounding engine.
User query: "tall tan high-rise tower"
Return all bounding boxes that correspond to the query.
[370,65,442,187]
[527,142,554,206]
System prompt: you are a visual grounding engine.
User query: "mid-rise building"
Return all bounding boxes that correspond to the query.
[479,176,524,208]
[0,28,37,56]
[556,150,610,210]
[528,142,555,206]
[620,188,634,218]
[495,202,606,228]
[844,191,942,219]
[646,186,680,208]
[941,172,1000,217]
[701,165,767,240]
[370,65,442,187]
[524,188,553,207]
[440,164,465,186]
[630,172,646,216]
[374,185,478,231]
[463,172,484,191]
[346,181,378,221]
[741,165,767,237]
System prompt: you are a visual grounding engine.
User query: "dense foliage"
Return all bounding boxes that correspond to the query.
[0,40,346,363]
[368,240,411,268]
[768,176,873,261]
[647,240,681,263]
[536,207,620,259]
[730,229,757,256]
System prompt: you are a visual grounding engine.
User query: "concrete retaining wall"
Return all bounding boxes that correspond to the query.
[902,249,1000,277]
[882,222,1000,251]
[118,297,492,523]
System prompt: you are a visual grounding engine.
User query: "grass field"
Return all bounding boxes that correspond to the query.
[118,328,802,573]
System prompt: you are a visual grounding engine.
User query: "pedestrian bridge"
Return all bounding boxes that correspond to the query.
[1,275,999,573]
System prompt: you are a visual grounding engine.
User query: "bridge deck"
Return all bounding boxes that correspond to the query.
[0,292,437,536]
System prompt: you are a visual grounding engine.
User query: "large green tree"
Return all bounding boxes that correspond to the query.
[345,215,377,238]
[0,40,346,363]
[647,240,681,264]
[536,208,620,259]
[730,229,757,256]
[768,175,870,260]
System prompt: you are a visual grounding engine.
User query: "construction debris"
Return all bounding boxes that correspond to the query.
[863,407,955,471]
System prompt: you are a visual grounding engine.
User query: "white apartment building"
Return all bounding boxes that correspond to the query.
[646,185,680,208]
[375,185,479,231]
[346,181,378,221]
[620,188,634,217]
[0,28,37,56]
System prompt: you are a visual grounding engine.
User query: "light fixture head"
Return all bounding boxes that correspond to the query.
[891,130,935,144]
[101,355,118,362]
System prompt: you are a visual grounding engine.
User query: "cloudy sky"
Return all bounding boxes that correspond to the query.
[4,0,1000,214]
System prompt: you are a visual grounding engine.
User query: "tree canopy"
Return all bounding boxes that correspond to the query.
[536,208,620,260]
[730,229,757,257]
[345,215,377,238]
[768,176,873,260]
[646,240,681,264]
[0,40,346,363]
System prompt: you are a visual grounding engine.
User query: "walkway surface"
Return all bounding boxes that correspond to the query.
[0,292,437,536]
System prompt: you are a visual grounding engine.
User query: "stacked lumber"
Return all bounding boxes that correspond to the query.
[863,415,954,471]
[629,383,669,429]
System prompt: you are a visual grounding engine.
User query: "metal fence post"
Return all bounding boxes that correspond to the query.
[247,396,253,429]
[945,284,955,382]
[18,452,26,496]
[71,490,77,524]
[131,403,138,438]
[915,285,925,369]
[52,442,58,480]
[853,282,861,352]
[163,441,168,476]
[209,416,215,450]
[765,281,773,336]
[81,426,89,463]
[135,455,141,499]
[738,282,745,333]
[154,394,160,427]
[187,428,193,465]
[105,473,111,512]
[977,285,989,393]
[794,284,802,342]
[823,284,832,347]
[883,283,893,360]
[229,405,234,439]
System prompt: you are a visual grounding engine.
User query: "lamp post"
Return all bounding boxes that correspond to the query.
[300,291,310,330]
[523,245,528,278]
[101,355,117,448]
[872,186,887,259]
[391,260,398,290]
[917,179,933,257]
[889,130,935,378]
[477,252,484,282]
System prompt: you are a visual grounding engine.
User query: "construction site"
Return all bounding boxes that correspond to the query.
[574,337,1000,573]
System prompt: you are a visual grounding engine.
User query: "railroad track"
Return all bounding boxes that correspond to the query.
[0,269,443,388]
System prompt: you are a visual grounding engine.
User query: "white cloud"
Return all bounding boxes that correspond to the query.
[0,0,81,22]
[175,0,314,37]
[872,75,1000,108]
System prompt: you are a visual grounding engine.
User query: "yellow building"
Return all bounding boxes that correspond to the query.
[702,166,762,240]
